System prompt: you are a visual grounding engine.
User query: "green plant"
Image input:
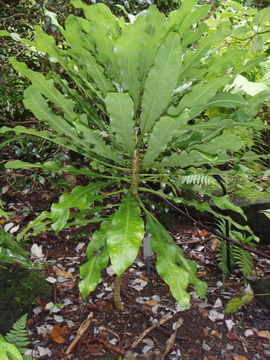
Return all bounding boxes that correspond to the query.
[0,314,33,360]
[260,209,270,219]
[1,0,269,308]
[0,228,33,268]
[224,285,254,314]
[215,219,254,282]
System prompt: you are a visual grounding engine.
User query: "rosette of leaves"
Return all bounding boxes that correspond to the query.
[1,0,269,307]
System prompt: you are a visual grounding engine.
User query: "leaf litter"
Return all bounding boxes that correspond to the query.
[2,194,270,359]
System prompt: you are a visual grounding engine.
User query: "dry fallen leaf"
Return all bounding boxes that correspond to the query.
[197,271,207,278]
[226,332,241,341]
[198,307,208,318]
[192,229,209,238]
[50,324,68,344]
[233,355,249,360]
[55,268,73,279]
[146,300,160,307]
[256,330,270,340]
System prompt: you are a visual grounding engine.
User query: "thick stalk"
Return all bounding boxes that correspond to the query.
[113,275,124,310]
[130,148,141,196]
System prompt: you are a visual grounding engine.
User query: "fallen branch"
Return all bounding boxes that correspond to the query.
[65,312,93,355]
[156,193,270,261]
[131,314,173,348]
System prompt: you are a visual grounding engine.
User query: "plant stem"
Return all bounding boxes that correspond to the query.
[130,149,141,196]
[113,275,124,310]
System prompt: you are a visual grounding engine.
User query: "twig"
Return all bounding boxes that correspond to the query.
[87,337,125,357]
[155,192,270,261]
[131,314,173,348]
[65,312,93,355]
[163,318,183,356]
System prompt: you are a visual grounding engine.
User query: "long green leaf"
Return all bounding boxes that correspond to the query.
[114,19,145,109]
[74,121,123,164]
[212,195,247,220]
[189,134,245,154]
[22,87,84,148]
[178,30,224,80]
[143,110,189,168]
[105,92,135,156]
[86,215,114,258]
[146,214,190,308]
[10,59,77,123]
[138,6,166,88]
[63,16,114,96]
[51,183,107,232]
[166,0,197,31]
[194,93,248,115]
[5,160,42,169]
[0,126,78,153]
[177,5,210,34]
[107,193,144,276]
[71,1,119,77]
[140,32,182,135]
[169,76,230,117]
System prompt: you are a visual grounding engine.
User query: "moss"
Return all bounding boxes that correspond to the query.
[0,265,52,333]
[234,188,270,203]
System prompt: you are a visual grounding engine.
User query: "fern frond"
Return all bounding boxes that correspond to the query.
[180,173,216,186]
[231,245,253,279]
[215,218,253,281]
[5,314,32,359]
[216,239,230,281]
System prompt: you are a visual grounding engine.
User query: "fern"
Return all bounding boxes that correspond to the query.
[215,218,253,281]
[180,173,216,186]
[231,232,254,280]
[216,239,230,282]
[3,314,33,360]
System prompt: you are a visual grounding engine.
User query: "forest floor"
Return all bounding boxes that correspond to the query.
[2,182,270,360]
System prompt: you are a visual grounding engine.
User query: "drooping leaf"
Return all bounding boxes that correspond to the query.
[79,248,109,298]
[86,215,114,258]
[146,214,190,308]
[107,193,144,275]
[212,195,247,220]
